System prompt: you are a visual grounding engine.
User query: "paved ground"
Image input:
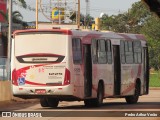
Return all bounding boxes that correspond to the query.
[0,89,160,120]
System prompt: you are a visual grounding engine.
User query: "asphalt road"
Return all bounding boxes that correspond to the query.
[0,89,160,120]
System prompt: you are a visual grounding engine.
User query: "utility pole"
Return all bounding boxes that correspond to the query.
[77,0,80,28]
[36,0,39,29]
[86,0,90,17]
[58,0,61,24]
[8,0,12,80]
[85,0,90,29]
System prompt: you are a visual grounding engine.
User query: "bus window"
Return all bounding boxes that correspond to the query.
[128,41,133,52]
[106,40,112,64]
[125,41,134,64]
[92,39,98,64]
[120,40,125,64]
[133,41,142,64]
[72,38,82,64]
[97,40,107,64]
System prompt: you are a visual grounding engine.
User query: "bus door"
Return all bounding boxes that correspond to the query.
[143,47,149,94]
[113,45,121,95]
[83,44,92,97]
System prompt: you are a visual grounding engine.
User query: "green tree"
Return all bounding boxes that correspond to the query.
[141,16,160,70]
[100,13,130,33]
[12,11,23,24]
[17,0,27,8]
[0,10,24,24]
[100,1,150,33]
[70,12,93,27]
[112,13,129,33]
[100,14,115,31]
[70,12,85,24]
[0,0,27,25]
[126,1,150,33]
[84,14,94,28]
[100,1,160,70]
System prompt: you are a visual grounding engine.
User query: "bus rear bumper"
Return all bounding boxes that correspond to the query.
[12,84,73,98]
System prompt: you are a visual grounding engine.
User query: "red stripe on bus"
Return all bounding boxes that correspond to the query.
[12,63,65,86]
[82,34,102,44]
[137,64,142,77]
[122,64,142,95]
[135,35,146,41]
[92,85,97,92]
[17,53,64,57]
[25,80,47,86]
[13,29,72,37]
[121,83,135,95]
[15,62,62,72]
[117,34,132,40]
[25,80,63,86]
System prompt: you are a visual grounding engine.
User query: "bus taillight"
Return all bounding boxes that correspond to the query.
[12,69,18,86]
[64,68,70,85]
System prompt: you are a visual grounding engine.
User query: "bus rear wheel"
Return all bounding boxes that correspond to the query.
[125,83,140,104]
[94,83,104,106]
[40,97,49,107]
[47,98,59,108]
[84,83,104,107]
[84,99,94,107]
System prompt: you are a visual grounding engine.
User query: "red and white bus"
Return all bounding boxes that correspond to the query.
[11,28,149,107]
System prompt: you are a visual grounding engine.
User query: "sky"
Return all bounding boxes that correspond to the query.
[13,0,140,22]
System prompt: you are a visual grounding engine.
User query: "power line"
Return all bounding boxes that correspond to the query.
[85,0,90,16]
[13,0,77,13]
[13,0,126,18]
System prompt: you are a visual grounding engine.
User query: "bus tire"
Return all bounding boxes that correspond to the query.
[84,99,95,107]
[40,97,49,107]
[93,83,104,107]
[47,98,59,108]
[125,82,140,104]
[84,83,104,107]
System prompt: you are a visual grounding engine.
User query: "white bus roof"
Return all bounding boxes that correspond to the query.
[13,29,146,41]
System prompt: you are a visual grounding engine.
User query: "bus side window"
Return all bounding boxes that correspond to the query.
[120,40,125,64]
[97,39,107,64]
[133,41,142,64]
[72,38,82,64]
[92,39,98,64]
[125,41,134,64]
[106,40,112,64]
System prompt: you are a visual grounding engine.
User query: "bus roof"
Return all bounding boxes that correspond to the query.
[71,29,146,41]
[13,29,72,37]
[13,29,146,41]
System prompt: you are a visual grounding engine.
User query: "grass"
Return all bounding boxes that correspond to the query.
[150,71,160,87]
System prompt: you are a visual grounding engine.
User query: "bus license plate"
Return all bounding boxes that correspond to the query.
[35,89,46,94]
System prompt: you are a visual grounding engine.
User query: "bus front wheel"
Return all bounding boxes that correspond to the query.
[125,83,140,104]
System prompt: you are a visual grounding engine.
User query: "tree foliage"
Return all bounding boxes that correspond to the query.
[141,16,160,70]
[17,0,27,8]
[101,1,150,33]
[0,10,24,24]
[70,12,94,27]
[0,0,27,25]
[101,1,160,70]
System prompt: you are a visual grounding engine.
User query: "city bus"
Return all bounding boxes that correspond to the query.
[11,28,149,107]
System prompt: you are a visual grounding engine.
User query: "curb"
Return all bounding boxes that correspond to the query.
[0,101,13,107]
[149,87,160,90]
[0,99,39,107]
